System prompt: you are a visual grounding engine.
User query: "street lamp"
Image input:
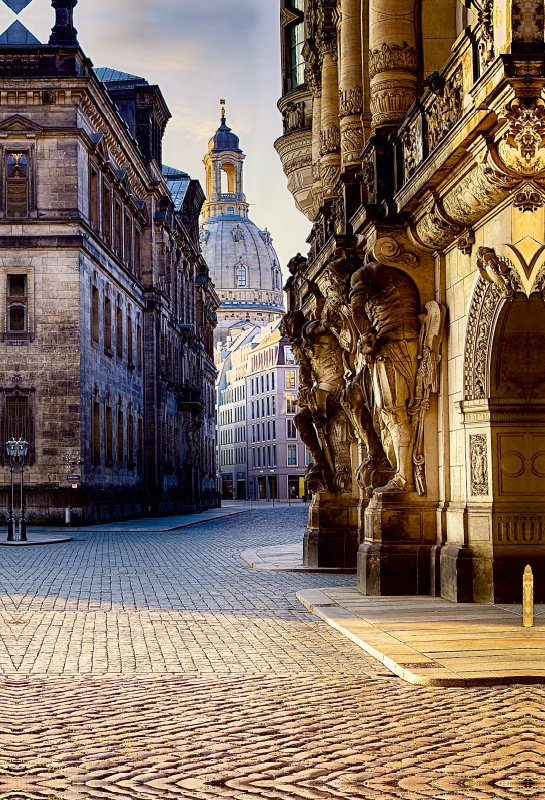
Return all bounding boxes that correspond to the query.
[5,436,28,542]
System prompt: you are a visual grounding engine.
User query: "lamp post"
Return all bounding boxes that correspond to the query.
[5,436,28,542]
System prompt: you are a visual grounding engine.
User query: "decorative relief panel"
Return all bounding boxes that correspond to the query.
[424,67,463,152]
[470,434,489,496]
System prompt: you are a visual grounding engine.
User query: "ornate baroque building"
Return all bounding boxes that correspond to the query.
[0,1,219,523]
[276,0,545,602]
[200,108,285,344]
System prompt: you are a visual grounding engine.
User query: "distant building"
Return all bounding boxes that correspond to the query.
[0,3,219,523]
[216,321,306,501]
[200,106,285,345]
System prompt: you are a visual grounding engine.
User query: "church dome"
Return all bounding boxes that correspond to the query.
[200,106,284,344]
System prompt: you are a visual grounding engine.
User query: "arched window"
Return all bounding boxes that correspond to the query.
[237,264,247,287]
[227,206,235,215]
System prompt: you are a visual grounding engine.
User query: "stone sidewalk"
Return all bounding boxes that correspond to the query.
[240,541,356,573]
[298,586,545,686]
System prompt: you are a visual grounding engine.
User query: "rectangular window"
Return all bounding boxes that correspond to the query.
[252,401,255,420]
[252,449,256,468]
[117,409,124,463]
[124,214,132,268]
[268,445,271,467]
[266,397,270,416]
[136,324,142,370]
[267,421,270,440]
[6,153,28,218]
[91,286,99,343]
[261,398,265,417]
[5,396,29,444]
[7,274,27,332]
[92,400,100,463]
[251,378,254,396]
[273,445,277,466]
[116,306,123,359]
[306,446,313,465]
[272,395,276,414]
[272,420,276,440]
[261,375,264,393]
[102,183,112,246]
[90,166,100,232]
[285,370,296,390]
[271,373,275,390]
[266,374,269,392]
[114,201,123,257]
[137,417,143,466]
[104,296,112,352]
[286,394,297,414]
[134,227,142,277]
[284,345,296,364]
[287,419,297,439]
[128,414,134,467]
[105,405,113,464]
[127,315,133,366]
[287,444,298,466]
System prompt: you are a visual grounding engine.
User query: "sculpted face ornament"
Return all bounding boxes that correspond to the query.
[498,98,545,176]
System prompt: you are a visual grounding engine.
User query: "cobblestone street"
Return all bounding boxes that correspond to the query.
[0,504,542,798]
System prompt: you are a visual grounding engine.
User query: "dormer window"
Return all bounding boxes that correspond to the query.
[237,263,247,287]
[6,153,28,218]
[227,206,235,215]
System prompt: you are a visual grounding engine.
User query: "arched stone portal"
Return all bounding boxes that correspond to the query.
[452,284,545,603]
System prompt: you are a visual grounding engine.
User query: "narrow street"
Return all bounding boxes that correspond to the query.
[0,504,539,798]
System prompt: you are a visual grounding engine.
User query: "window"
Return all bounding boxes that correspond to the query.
[285,370,296,390]
[261,398,265,417]
[114,201,123,257]
[117,409,124,463]
[290,3,305,88]
[266,374,270,392]
[124,414,132,467]
[286,394,297,414]
[127,315,133,366]
[102,183,112,246]
[5,396,29,444]
[261,375,264,393]
[91,286,99,343]
[273,445,277,466]
[287,419,297,439]
[116,306,123,359]
[92,401,100,463]
[104,296,112,352]
[90,166,100,232]
[287,444,298,466]
[124,214,132,268]
[227,206,235,215]
[251,378,254,396]
[137,417,143,466]
[134,227,142,277]
[7,275,27,332]
[237,263,247,287]
[272,395,276,414]
[284,345,295,364]
[105,405,113,464]
[306,446,313,465]
[136,323,142,370]
[272,373,275,390]
[6,153,28,218]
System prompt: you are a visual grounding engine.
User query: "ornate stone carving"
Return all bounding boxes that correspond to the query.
[512,0,544,47]
[464,253,522,400]
[497,98,545,175]
[280,310,354,495]
[340,120,364,163]
[370,80,417,129]
[471,0,494,73]
[457,229,475,255]
[514,184,544,212]
[339,85,363,118]
[320,125,341,154]
[424,67,463,152]
[362,159,375,195]
[282,101,306,134]
[368,42,418,79]
[470,434,489,496]
[370,236,417,270]
[320,161,340,193]
[414,200,463,251]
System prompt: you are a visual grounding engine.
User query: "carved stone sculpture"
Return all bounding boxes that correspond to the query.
[349,263,422,492]
[281,310,353,495]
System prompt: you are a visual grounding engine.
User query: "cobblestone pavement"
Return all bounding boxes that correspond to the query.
[0,504,543,799]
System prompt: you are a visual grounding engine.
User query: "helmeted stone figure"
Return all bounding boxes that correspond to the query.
[349,263,420,492]
[281,311,353,494]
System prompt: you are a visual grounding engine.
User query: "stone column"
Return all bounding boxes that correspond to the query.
[339,0,364,167]
[368,0,418,132]
[319,39,341,197]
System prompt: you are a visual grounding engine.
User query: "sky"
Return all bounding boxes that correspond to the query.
[0,0,311,270]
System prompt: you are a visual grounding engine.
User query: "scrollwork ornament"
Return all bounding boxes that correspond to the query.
[497,98,545,175]
[339,85,363,118]
[368,41,418,79]
[514,184,544,212]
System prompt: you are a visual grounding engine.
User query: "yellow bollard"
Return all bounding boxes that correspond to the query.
[523,565,534,628]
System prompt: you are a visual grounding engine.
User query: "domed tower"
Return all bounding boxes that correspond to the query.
[200,103,284,344]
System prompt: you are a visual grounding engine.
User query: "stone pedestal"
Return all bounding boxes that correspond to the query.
[304,491,359,568]
[357,491,437,595]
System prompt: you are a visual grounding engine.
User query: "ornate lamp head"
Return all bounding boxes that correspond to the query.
[49,0,78,46]
[5,438,16,458]
[17,437,29,457]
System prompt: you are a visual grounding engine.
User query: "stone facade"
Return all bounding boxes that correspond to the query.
[0,3,219,523]
[277,0,545,601]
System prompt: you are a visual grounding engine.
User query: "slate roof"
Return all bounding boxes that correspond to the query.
[0,20,40,44]
[163,165,191,211]
[94,68,148,88]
